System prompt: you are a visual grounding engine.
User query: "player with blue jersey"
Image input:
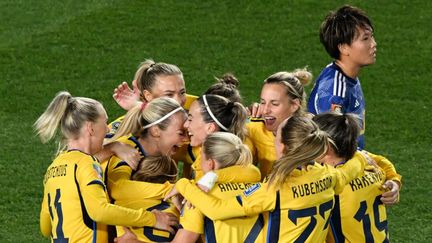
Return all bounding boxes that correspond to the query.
[307,5,377,149]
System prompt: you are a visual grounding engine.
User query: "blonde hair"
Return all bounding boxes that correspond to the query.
[202,132,252,169]
[33,91,103,153]
[197,94,247,140]
[134,59,183,101]
[264,68,312,114]
[268,115,330,188]
[110,97,186,141]
[132,155,178,183]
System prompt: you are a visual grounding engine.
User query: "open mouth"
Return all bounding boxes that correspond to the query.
[264,116,276,126]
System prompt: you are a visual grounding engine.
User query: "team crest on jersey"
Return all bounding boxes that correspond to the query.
[92,162,103,180]
[243,183,260,197]
[331,104,342,113]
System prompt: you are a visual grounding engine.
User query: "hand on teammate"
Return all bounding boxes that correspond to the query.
[152,209,178,234]
[109,142,142,170]
[381,180,400,205]
[113,80,141,111]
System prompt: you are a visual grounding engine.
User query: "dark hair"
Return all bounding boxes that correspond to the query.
[197,94,247,140]
[312,112,360,160]
[204,73,242,103]
[320,5,373,59]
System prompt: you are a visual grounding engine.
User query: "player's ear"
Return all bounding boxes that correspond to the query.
[338,43,349,57]
[289,98,301,114]
[148,126,161,138]
[206,123,218,134]
[143,89,153,102]
[86,121,95,136]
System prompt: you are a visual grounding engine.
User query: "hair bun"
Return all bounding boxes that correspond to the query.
[293,68,313,86]
[217,73,239,87]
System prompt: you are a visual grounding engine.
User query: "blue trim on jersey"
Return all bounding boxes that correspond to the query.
[330,195,345,243]
[92,221,97,243]
[48,193,54,219]
[129,135,147,157]
[204,217,216,243]
[146,201,170,211]
[236,195,243,206]
[74,164,95,230]
[245,213,264,243]
[267,191,281,243]
[114,161,130,169]
[187,144,196,162]
[87,180,105,189]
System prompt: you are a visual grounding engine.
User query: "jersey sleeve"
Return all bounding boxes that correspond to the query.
[77,158,156,227]
[106,115,125,138]
[107,157,173,201]
[366,151,402,186]
[179,206,204,234]
[175,178,246,220]
[333,152,365,194]
[311,78,345,114]
[39,188,52,237]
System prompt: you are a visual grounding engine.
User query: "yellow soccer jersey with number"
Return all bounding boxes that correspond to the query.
[40,150,156,243]
[115,189,180,242]
[180,165,264,243]
[104,135,173,202]
[328,151,399,243]
[175,152,365,243]
[107,94,197,138]
[245,120,276,179]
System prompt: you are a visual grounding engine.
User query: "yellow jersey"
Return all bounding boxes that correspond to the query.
[245,120,276,179]
[328,151,401,243]
[180,165,264,243]
[174,152,365,243]
[40,150,156,242]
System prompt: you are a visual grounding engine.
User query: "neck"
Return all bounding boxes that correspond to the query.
[68,138,92,154]
[138,137,161,156]
[335,59,360,79]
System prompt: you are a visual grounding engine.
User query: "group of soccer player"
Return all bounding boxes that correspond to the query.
[36,4,402,243]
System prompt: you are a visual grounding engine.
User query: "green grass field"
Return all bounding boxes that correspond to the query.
[1,0,431,242]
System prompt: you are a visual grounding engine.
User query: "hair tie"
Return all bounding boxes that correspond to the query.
[143,107,183,129]
[140,102,148,111]
[202,95,229,131]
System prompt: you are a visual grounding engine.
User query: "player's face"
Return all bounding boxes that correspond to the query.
[260,83,298,134]
[90,106,109,154]
[184,101,214,147]
[148,75,187,106]
[346,26,377,67]
[274,118,288,159]
[157,112,187,156]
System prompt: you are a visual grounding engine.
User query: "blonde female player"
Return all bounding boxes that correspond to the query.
[312,112,401,242]
[185,94,251,180]
[246,68,312,179]
[108,59,197,138]
[105,97,187,206]
[35,92,177,242]
[165,115,364,243]
[172,132,262,243]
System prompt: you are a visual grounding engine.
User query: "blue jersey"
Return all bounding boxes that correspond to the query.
[308,62,366,149]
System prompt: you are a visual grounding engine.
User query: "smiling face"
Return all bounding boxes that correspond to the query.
[156,112,187,155]
[344,26,377,67]
[260,83,299,134]
[145,74,187,106]
[184,101,215,147]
